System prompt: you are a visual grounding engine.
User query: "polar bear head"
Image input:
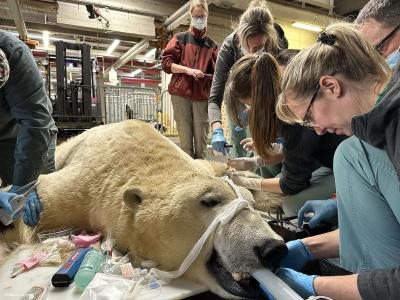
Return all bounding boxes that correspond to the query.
[122,174,287,299]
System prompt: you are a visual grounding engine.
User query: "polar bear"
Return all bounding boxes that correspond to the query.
[0,120,287,299]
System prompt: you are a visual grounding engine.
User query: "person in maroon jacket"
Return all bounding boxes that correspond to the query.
[162,0,218,159]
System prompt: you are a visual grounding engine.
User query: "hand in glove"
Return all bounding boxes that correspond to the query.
[23,190,42,226]
[211,128,227,155]
[298,199,338,229]
[276,268,317,299]
[281,239,314,271]
[9,185,42,226]
[240,138,255,152]
[227,156,263,171]
[0,191,17,216]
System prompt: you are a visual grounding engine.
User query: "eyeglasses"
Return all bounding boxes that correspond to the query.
[301,84,320,127]
[374,24,400,54]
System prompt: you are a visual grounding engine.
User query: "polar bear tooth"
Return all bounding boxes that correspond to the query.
[232,272,251,281]
[232,272,242,281]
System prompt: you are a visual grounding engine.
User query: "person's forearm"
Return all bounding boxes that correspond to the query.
[171,63,189,74]
[262,153,283,165]
[209,101,223,127]
[260,178,282,193]
[303,229,340,259]
[314,274,362,300]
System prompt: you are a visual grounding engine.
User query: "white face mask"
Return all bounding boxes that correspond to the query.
[191,16,207,30]
[0,49,10,89]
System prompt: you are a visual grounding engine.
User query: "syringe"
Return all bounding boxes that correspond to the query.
[101,234,114,272]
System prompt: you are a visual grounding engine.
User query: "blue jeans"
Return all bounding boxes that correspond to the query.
[334,136,400,273]
[227,114,248,159]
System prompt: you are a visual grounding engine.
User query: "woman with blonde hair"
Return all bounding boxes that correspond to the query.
[208,0,287,157]
[260,22,400,299]
[225,52,346,216]
[162,0,218,159]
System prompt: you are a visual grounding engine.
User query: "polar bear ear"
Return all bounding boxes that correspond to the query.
[123,188,143,213]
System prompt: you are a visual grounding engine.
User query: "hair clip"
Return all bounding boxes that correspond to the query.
[317,32,336,46]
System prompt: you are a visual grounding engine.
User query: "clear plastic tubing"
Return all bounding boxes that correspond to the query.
[252,269,303,300]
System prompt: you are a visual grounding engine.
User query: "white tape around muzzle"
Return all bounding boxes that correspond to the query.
[150,176,252,280]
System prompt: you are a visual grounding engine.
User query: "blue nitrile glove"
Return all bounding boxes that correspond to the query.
[0,191,17,216]
[211,128,227,155]
[9,186,42,226]
[281,239,314,271]
[234,126,244,132]
[298,199,338,229]
[276,268,317,298]
[23,190,42,226]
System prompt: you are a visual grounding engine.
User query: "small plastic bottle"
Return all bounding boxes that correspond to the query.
[74,249,103,290]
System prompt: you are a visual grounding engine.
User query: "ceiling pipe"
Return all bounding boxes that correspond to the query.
[104,39,149,74]
[162,0,192,31]
[329,0,334,16]
[6,0,28,41]
[265,1,337,28]
[56,0,164,20]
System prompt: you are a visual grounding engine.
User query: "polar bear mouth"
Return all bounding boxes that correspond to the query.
[207,251,265,299]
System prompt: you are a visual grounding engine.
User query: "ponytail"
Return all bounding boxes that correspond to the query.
[250,54,281,159]
[225,53,281,160]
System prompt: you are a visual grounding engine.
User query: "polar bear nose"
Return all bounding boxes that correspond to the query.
[255,240,288,270]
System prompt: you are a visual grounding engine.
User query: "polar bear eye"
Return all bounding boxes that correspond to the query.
[200,199,221,208]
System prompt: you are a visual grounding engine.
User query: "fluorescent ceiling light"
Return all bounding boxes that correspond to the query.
[106,39,120,54]
[131,69,142,77]
[145,48,156,58]
[292,22,322,32]
[104,40,149,74]
[43,31,49,48]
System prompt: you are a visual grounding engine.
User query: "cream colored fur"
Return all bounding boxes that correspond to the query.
[0,120,283,298]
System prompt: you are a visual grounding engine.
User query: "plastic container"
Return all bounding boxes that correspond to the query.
[52,247,91,287]
[0,180,40,225]
[100,234,114,272]
[106,262,134,278]
[252,269,303,300]
[37,228,73,243]
[74,249,103,290]
[0,194,26,225]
